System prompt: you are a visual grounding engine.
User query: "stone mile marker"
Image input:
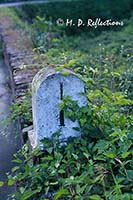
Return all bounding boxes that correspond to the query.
[28,67,87,149]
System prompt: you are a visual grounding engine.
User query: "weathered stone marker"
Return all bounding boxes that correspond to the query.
[29,67,87,149]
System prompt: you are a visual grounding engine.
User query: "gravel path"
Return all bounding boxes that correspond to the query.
[0,0,48,8]
[0,59,21,199]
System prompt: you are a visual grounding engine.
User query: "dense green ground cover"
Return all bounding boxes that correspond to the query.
[0,3,132,200]
[15,0,132,35]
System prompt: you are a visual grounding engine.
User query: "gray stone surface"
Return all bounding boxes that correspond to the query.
[0,60,21,200]
[32,67,87,148]
[0,23,40,103]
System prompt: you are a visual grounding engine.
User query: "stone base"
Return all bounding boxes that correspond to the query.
[28,129,37,150]
[22,125,37,150]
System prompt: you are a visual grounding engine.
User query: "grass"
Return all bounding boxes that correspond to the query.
[0,7,26,29]
[43,18,132,98]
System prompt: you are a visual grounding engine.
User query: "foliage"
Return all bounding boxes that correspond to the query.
[9,92,32,127]
[1,5,132,200]
[29,16,57,53]
[44,20,133,99]
[15,0,133,35]
[8,24,133,197]
[8,93,133,199]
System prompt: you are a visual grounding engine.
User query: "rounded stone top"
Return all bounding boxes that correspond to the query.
[32,66,81,92]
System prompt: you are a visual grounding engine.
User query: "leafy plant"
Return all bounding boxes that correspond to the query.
[8,92,133,199]
[29,16,57,53]
[9,91,32,127]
